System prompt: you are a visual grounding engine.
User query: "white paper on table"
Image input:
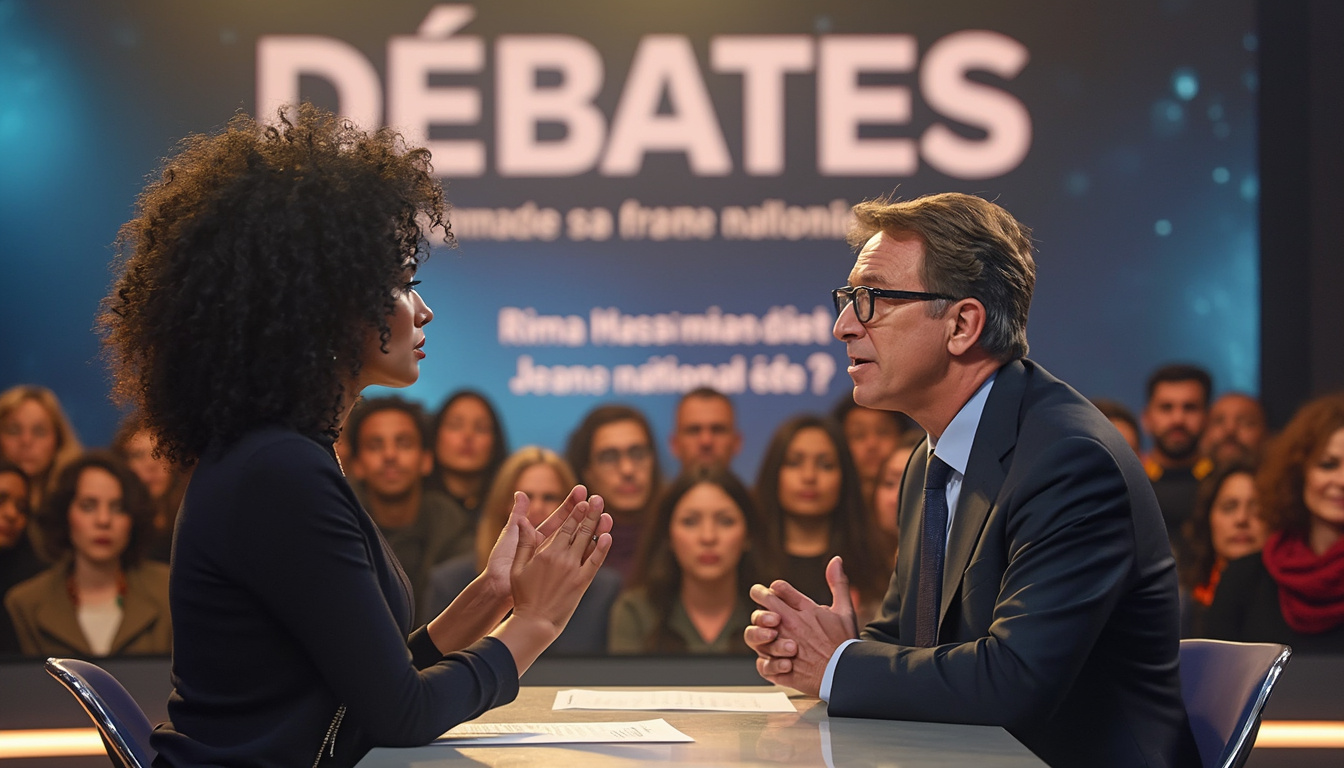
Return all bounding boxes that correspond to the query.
[434,718,693,745]
[552,689,796,713]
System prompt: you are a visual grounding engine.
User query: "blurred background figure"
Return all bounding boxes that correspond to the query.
[1091,397,1143,457]
[348,397,472,624]
[870,432,924,561]
[1200,392,1269,467]
[111,413,189,562]
[1179,461,1266,637]
[566,404,661,580]
[0,385,83,512]
[1207,392,1344,652]
[425,446,620,655]
[832,396,908,509]
[608,466,773,653]
[430,390,509,521]
[1141,364,1214,550]
[0,462,43,655]
[668,388,741,473]
[4,452,170,656]
[754,415,888,622]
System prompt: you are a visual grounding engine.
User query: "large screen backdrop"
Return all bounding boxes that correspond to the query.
[0,0,1257,479]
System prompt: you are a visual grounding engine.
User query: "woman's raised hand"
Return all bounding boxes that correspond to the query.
[490,488,612,674]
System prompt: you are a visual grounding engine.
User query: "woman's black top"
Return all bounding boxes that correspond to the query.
[151,428,517,767]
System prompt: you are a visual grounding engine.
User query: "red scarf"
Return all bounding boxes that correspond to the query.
[1261,531,1344,634]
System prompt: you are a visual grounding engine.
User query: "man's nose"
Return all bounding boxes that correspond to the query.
[833,302,863,342]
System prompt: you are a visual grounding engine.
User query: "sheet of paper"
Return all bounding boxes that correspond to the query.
[552,689,796,713]
[435,718,693,745]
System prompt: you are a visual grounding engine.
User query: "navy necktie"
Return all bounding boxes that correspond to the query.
[915,453,954,647]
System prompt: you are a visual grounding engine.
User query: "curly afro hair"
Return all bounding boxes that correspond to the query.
[100,104,450,465]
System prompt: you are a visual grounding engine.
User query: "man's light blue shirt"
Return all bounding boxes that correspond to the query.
[818,373,997,701]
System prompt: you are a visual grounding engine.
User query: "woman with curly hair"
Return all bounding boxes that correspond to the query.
[1178,460,1265,637]
[1207,393,1344,652]
[99,104,612,767]
[426,446,622,654]
[754,415,890,621]
[4,451,170,657]
[430,390,509,520]
[0,385,83,511]
[609,466,775,653]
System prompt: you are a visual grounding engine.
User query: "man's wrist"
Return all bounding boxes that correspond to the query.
[819,638,861,702]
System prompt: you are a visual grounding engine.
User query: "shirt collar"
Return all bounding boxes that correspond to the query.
[927,372,997,477]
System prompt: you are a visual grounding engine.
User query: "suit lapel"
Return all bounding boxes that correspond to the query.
[938,360,1028,626]
[111,569,159,654]
[31,569,94,655]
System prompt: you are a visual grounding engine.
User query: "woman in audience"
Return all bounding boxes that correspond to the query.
[0,462,44,655]
[755,415,889,619]
[870,433,923,560]
[111,412,188,562]
[1207,393,1344,652]
[0,385,83,510]
[566,404,662,580]
[1180,461,1266,636]
[425,446,621,654]
[4,452,170,656]
[97,105,611,766]
[609,466,774,653]
[430,390,508,520]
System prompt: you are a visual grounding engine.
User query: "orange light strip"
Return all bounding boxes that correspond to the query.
[0,721,1341,759]
[1255,721,1344,749]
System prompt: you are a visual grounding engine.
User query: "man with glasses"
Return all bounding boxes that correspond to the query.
[564,404,661,581]
[746,193,1198,768]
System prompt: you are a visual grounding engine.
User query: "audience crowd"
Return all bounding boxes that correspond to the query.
[3,367,1343,658]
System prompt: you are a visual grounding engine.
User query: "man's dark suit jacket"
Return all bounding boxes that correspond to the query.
[828,359,1201,768]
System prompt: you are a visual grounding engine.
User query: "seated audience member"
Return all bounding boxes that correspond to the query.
[832,396,908,508]
[1200,392,1269,467]
[754,415,889,618]
[111,413,188,562]
[347,397,473,623]
[566,404,662,580]
[5,452,170,656]
[1207,393,1344,652]
[1091,397,1143,456]
[1141,364,1215,551]
[669,387,742,473]
[0,385,83,511]
[425,446,621,654]
[870,432,924,560]
[609,466,774,653]
[429,390,508,521]
[1180,461,1266,637]
[0,462,44,655]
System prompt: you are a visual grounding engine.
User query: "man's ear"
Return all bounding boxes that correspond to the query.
[946,298,986,357]
[350,453,367,480]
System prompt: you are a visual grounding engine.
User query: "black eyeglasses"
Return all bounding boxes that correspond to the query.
[831,286,958,323]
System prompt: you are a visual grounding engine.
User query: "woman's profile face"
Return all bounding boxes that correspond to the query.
[67,467,133,568]
[360,273,433,390]
[778,427,842,518]
[0,470,30,549]
[516,462,567,527]
[669,482,748,585]
[0,398,58,480]
[1208,472,1265,563]
[437,397,495,475]
[1304,428,1344,541]
[124,430,173,499]
[873,446,914,537]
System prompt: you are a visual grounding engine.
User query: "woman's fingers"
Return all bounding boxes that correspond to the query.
[536,485,587,538]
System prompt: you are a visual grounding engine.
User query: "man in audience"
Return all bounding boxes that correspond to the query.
[745,193,1197,768]
[833,396,910,505]
[1199,391,1268,467]
[347,397,473,623]
[668,388,741,473]
[1141,364,1214,545]
[1091,397,1142,456]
